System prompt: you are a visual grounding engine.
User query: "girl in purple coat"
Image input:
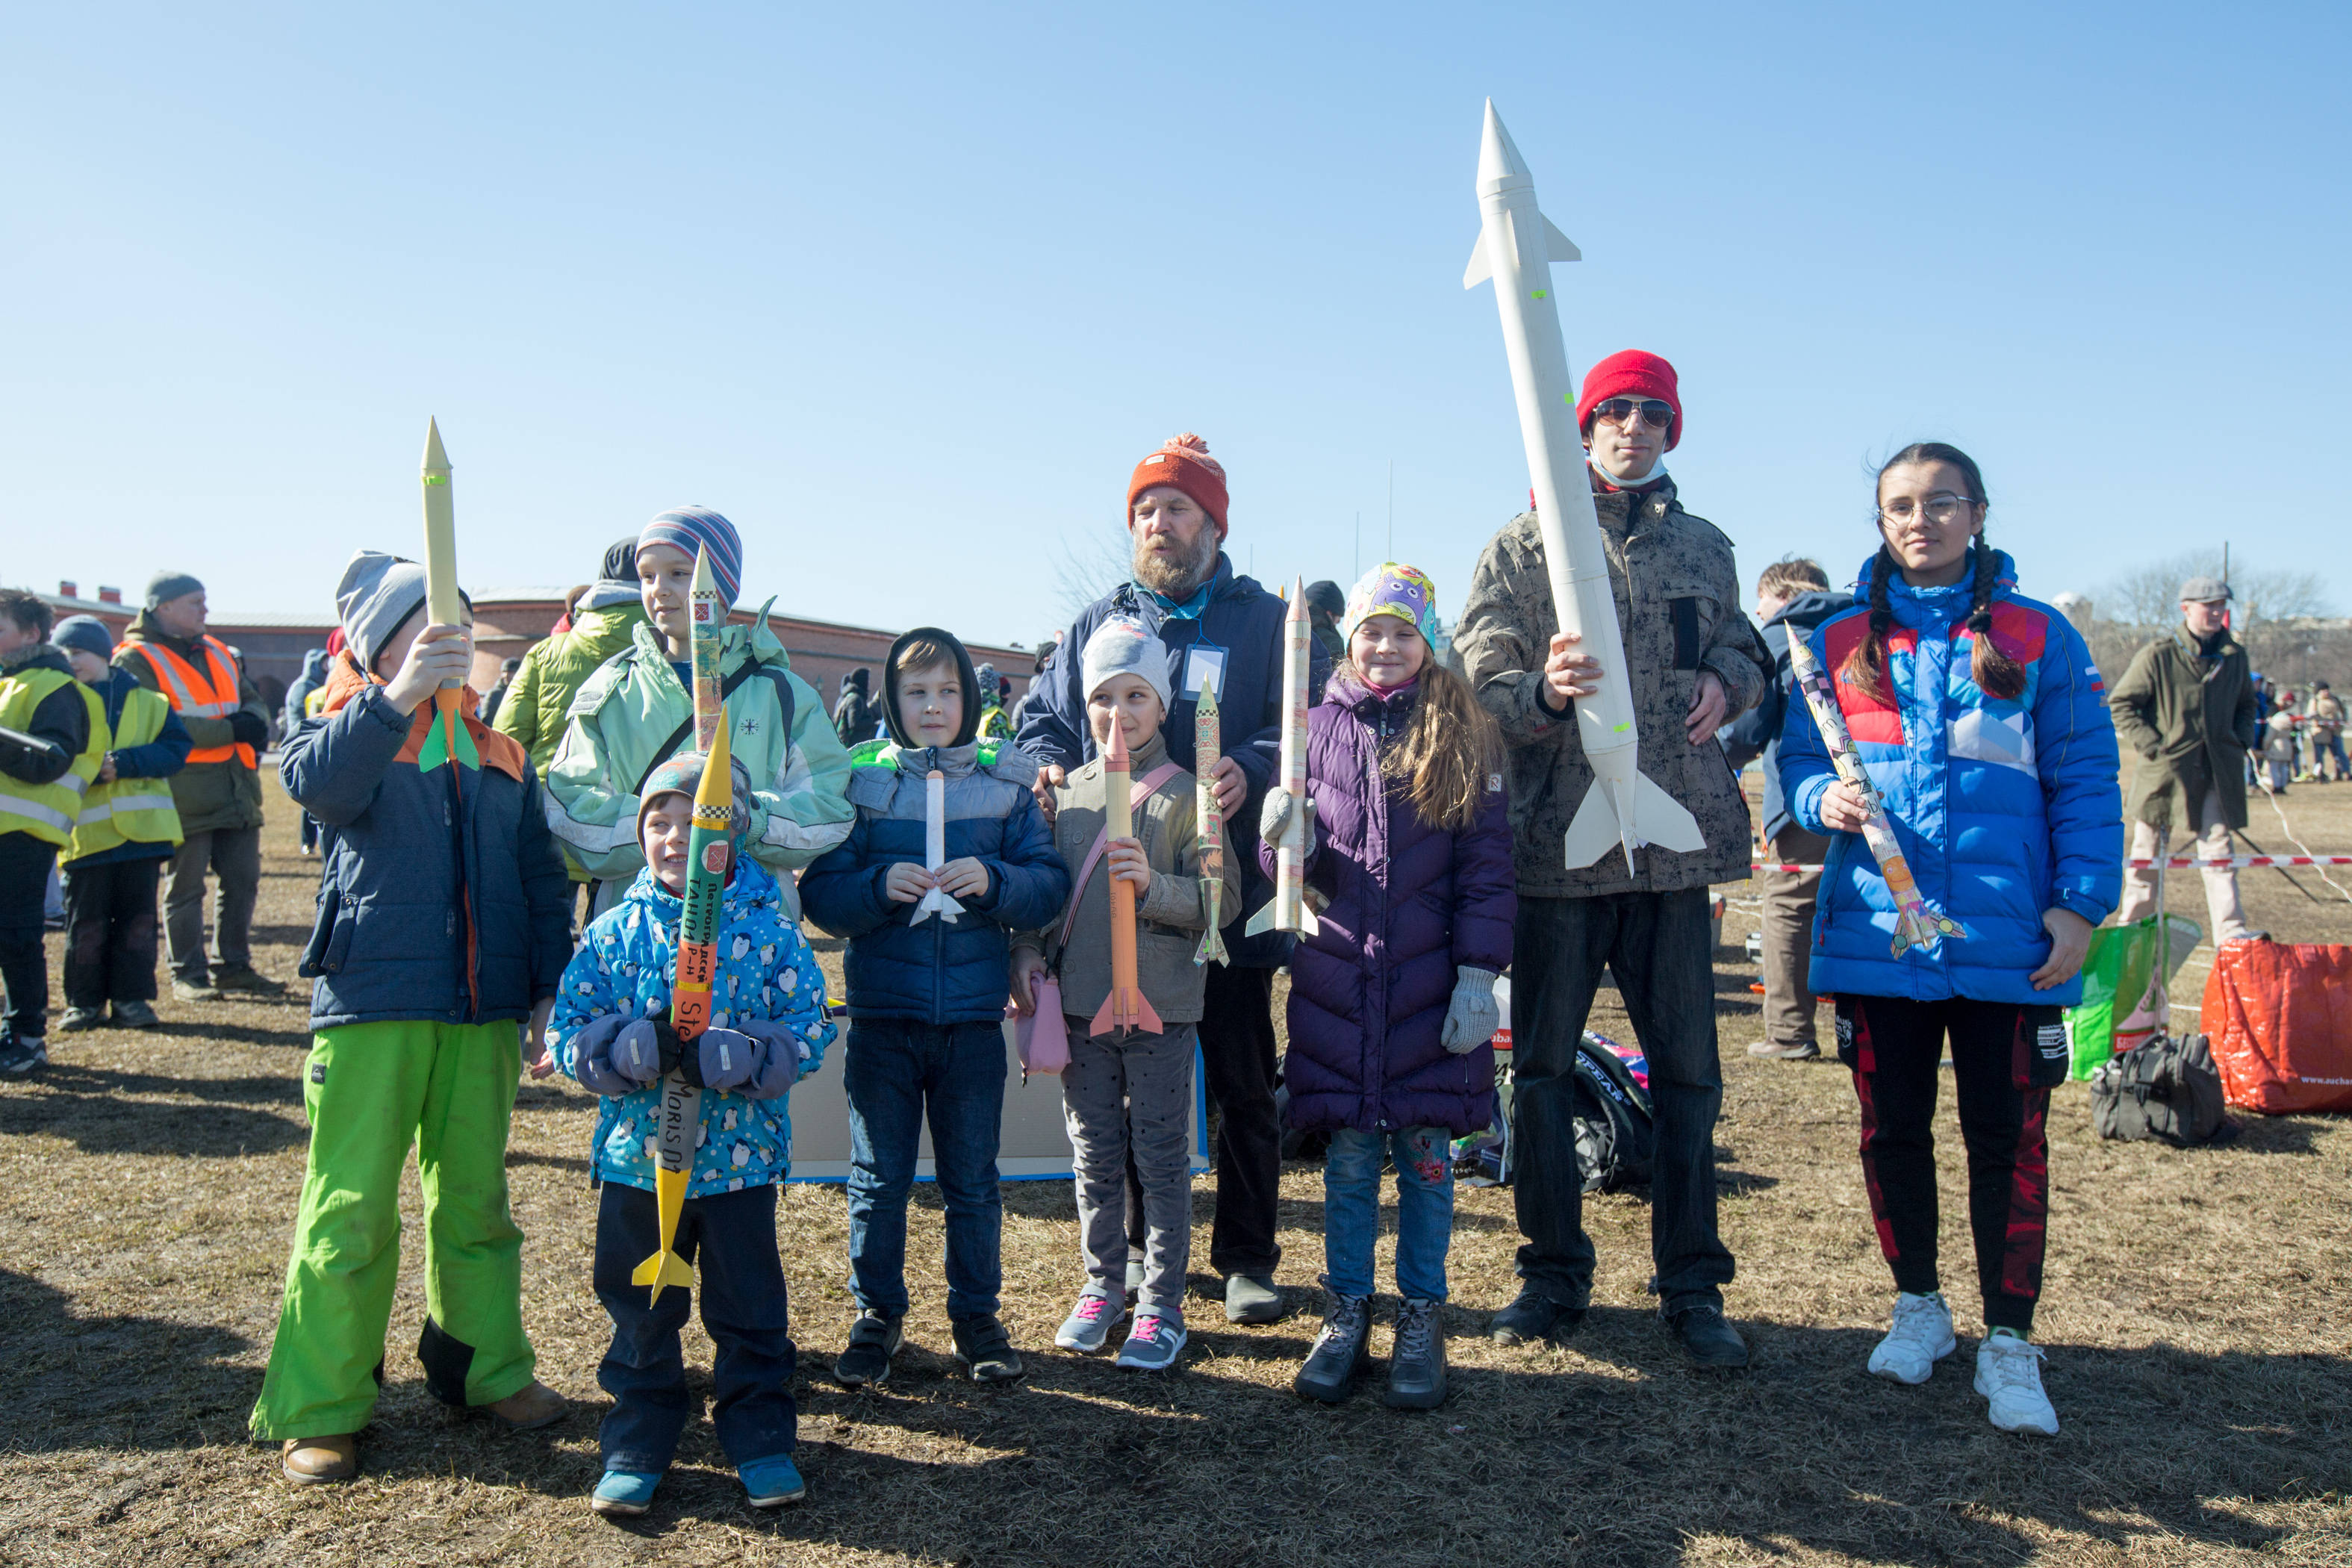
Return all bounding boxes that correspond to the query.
[1258,564,1515,1409]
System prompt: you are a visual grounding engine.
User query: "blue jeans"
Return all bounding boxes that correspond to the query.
[1323,1125,1455,1301]
[592,1182,795,1472]
[843,1018,1007,1320]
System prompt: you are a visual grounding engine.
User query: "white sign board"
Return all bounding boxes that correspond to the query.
[786,1021,1212,1183]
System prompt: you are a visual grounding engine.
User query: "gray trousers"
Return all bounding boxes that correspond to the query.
[164,827,261,983]
[1758,824,1829,1048]
[1061,1019,1195,1319]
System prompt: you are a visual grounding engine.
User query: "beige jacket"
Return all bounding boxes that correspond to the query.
[1014,729,1238,1027]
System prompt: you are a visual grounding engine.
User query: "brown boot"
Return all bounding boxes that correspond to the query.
[482,1381,567,1430]
[281,1434,357,1484]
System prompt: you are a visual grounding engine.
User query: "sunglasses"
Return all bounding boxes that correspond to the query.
[1591,397,1674,430]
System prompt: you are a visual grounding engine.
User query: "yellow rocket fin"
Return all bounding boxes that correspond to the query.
[632,1249,695,1297]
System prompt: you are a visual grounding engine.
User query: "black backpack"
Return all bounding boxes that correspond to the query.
[1573,1036,1655,1193]
[2089,1032,2237,1147]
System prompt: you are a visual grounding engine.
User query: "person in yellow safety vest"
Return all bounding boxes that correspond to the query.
[0,591,108,1074]
[51,616,191,1034]
[973,663,1013,742]
[113,571,283,1003]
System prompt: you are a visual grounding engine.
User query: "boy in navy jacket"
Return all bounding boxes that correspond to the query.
[800,627,1068,1387]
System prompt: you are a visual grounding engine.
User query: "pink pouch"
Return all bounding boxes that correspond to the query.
[1009,979,1069,1076]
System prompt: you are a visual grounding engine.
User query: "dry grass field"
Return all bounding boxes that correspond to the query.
[3,773,2348,1566]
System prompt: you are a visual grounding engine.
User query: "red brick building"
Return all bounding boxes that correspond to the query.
[25,581,1036,727]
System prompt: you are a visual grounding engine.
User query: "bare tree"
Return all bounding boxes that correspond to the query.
[1054,526,1134,622]
[2100,551,2331,633]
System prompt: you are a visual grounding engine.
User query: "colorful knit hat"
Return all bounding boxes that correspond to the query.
[635,750,755,862]
[1342,562,1443,650]
[1128,433,1229,538]
[1575,349,1682,451]
[637,506,744,609]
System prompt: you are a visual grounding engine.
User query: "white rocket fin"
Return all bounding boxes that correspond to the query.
[1563,783,1623,871]
[1543,215,1581,263]
[1630,769,1705,853]
[1562,769,1707,871]
[1463,234,1493,290]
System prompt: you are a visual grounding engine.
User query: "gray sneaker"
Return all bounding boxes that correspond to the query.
[1292,1290,1371,1404]
[171,978,223,1003]
[0,1036,44,1076]
[1115,1312,1188,1372]
[1746,1039,1820,1060]
[1384,1298,1449,1410]
[1222,1273,1284,1325]
[57,1007,105,1033]
[1054,1289,1123,1354]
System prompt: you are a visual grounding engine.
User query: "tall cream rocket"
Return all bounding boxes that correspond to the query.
[1245,580,1319,938]
[1463,101,1705,874]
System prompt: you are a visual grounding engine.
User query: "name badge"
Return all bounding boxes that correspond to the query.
[1181,644,1227,702]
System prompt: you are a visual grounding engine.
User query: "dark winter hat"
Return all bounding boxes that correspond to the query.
[50,615,116,662]
[598,535,640,584]
[146,570,205,609]
[1304,580,1345,617]
[880,627,980,749]
[638,506,743,609]
[1576,349,1683,451]
[1128,433,1230,538]
[636,750,755,861]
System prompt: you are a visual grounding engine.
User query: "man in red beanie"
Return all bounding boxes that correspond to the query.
[1455,350,1772,1369]
[1018,433,1329,1327]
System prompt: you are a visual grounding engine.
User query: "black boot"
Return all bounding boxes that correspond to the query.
[1292,1290,1371,1403]
[1488,1288,1584,1345]
[1384,1298,1449,1410]
[1664,1302,1749,1369]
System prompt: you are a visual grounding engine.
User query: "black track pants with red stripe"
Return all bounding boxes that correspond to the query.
[1834,995,2070,1334]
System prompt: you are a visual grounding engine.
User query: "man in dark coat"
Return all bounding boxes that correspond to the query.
[1455,351,1770,1367]
[1017,432,1329,1325]
[1721,557,1853,1060]
[2109,576,2262,944]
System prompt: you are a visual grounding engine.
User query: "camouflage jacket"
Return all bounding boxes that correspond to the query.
[1454,479,1772,897]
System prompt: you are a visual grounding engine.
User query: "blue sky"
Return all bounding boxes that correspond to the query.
[7,2,2345,645]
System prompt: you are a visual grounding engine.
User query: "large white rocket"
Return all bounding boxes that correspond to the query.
[1463,99,1705,875]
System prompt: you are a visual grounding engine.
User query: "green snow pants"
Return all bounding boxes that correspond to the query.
[249,1018,535,1441]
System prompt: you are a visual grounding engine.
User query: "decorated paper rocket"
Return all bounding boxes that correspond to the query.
[414,418,476,771]
[1089,717,1165,1038]
[1787,632,1965,957]
[1193,682,1228,965]
[1245,580,1319,938]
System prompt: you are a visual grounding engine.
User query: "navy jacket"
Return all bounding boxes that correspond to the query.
[799,743,1070,1024]
[284,681,573,1030]
[1722,589,1855,843]
[1269,676,1516,1136]
[1015,553,1331,966]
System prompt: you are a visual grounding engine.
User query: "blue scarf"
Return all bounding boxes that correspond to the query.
[1145,580,1212,621]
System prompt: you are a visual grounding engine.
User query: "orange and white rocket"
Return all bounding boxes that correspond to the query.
[1089,716,1164,1038]
[1245,579,1320,939]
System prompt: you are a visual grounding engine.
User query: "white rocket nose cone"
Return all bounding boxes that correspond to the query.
[1478,99,1529,192]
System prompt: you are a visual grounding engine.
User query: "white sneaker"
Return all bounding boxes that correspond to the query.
[1867,1291,1956,1385]
[1974,1334,2059,1435]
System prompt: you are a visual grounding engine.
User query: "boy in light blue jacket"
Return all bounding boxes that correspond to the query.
[553,749,836,1516]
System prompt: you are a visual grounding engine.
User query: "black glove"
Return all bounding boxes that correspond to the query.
[644,1009,699,1086]
[227,709,270,750]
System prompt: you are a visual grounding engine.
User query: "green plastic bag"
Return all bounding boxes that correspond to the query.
[2065,915,2200,1080]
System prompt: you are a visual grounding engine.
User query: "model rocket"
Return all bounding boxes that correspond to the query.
[415,418,473,771]
[1786,632,1964,957]
[1089,717,1165,1038]
[1463,101,1704,876]
[634,546,729,1304]
[1193,682,1228,966]
[909,769,964,925]
[1245,580,1320,938]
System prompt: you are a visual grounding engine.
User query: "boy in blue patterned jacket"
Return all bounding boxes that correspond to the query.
[553,750,836,1516]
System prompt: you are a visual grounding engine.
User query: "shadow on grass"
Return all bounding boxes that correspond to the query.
[0,1063,307,1157]
[527,1325,2341,1566]
[147,1017,317,1049]
[0,1269,256,1454]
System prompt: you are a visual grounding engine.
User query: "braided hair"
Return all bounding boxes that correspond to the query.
[1837,443,2026,705]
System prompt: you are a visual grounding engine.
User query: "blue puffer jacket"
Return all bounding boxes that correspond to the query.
[551,859,836,1197]
[798,742,1070,1023]
[1015,553,1332,966]
[1779,550,2123,1007]
[285,668,573,1030]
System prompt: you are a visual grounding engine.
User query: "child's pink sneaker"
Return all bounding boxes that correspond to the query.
[1054,1289,1123,1354]
[1116,1313,1187,1372]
